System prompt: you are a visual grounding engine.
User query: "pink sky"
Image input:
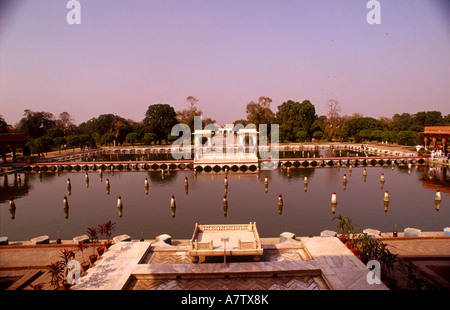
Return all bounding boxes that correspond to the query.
[1,0,449,126]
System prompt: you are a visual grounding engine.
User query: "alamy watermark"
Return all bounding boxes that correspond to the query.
[366,260,381,284]
[66,0,81,25]
[366,0,381,25]
[66,259,82,285]
[67,1,380,26]
[170,116,279,170]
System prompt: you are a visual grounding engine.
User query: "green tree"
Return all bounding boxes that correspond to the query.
[126,132,139,145]
[57,112,75,136]
[78,134,91,149]
[246,96,275,128]
[345,117,383,137]
[381,131,398,144]
[335,129,349,142]
[443,114,450,125]
[274,100,302,142]
[93,132,101,145]
[408,124,424,132]
[113,120,133,145]
[143,133,157,145]
[298,100,317,139]
[101,133,116,147]
[0,115,10,133]
[372,130,384,142]
[296,130,308,142]
[79,114,132,145]
[130,122,146,144]
[359,129,373,142]
[33,136,54,155]
[18,109,56,139]
[94,114,118,135]
[392,113,414,132]
[176,96,203,133]
[414,111,443,127]
[143,104,178,145]
[47,128,65,139]
[312,131,324,141]
[397,131,419,146]
[66,135,80,150]
[379,117,396,131]
[273,100,317,142]
[53,137,67,153]
[310,117,327,136]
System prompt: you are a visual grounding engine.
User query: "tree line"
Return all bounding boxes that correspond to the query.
[244,97,449,147]
[0,97,449,156]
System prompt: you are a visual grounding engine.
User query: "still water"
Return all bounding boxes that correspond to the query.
[64,147,373,163]
[1,165,449,241]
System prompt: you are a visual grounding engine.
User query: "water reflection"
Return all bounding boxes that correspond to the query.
[277,195,283,215]
[63,196,69,219]
[117,196,123,218]
[73,148,372,163]
[8,197,16,220]
[0,165,448,241]
[170,195,176,218]
[0,174,32,203]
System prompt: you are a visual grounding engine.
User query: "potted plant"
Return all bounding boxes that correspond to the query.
[334,215,349,243]
[99,220,116,250]
[87,227,99,265]
[375,242,401,290]
[47,261,64,290]
[97,245,105,257]
[357,233,377,264]
[349,226,364,253]
[350,239,360,256]
[333,215,357,245]
[77,241,90,273]
[59,249,75,290]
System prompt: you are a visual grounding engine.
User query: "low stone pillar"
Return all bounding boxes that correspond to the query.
[113,234,131,243]
[31,235,50,245]
[404,227,421,237]
[0,236,8,245]
[363,228,381,238]
[156,234,172,245]
[73,235,90,244]
[320,230,337,237]
[280,232,296,242]
[444,227,450,237]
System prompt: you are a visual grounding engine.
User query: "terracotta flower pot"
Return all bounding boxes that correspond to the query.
[81,262,89,272]
[62,280,71,290]
[105,241,112,249]
[97,247,105,256]
[89,254,97,265]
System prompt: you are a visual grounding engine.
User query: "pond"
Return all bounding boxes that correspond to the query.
[1,162,448,242]
[54,146,374,163]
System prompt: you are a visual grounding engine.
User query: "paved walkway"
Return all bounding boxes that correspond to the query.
[2,235,450,290]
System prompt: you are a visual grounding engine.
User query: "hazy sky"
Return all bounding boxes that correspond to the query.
[1,0,449,126]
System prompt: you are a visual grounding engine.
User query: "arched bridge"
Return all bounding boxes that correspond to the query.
[24,155,426,173]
